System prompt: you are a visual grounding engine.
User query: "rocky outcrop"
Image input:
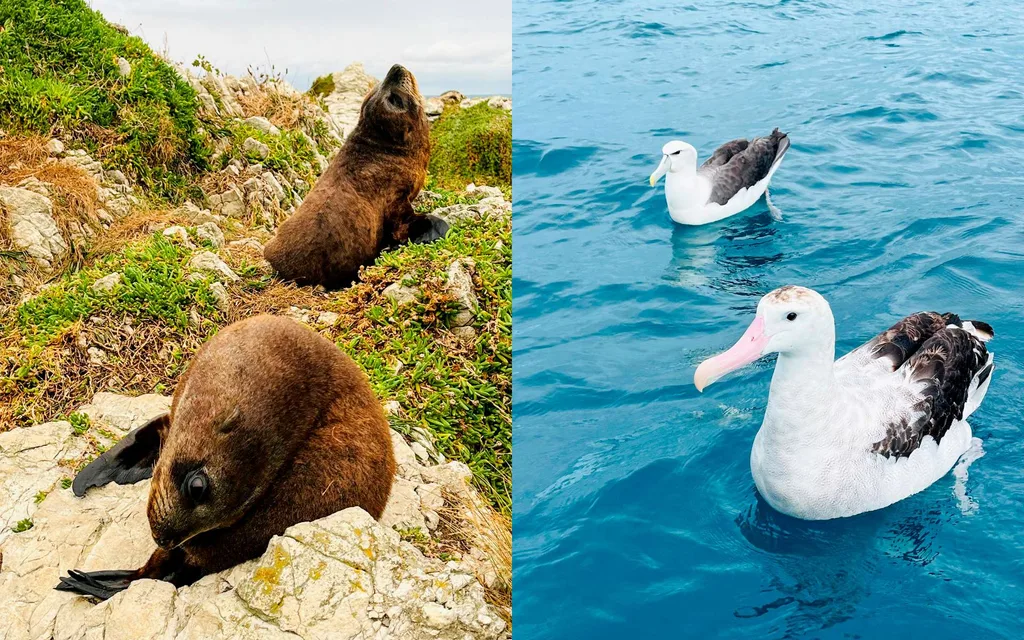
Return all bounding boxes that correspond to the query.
[0,393,506,640]
[322,63,380,138]
[0,187,68,269]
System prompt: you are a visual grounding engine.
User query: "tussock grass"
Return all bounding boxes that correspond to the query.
[0,136,102,309]
[308,74,336,99]
[0,0,209,201]
[429,103,512,190]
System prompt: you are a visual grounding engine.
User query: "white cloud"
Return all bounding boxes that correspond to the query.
[86,0,510,96]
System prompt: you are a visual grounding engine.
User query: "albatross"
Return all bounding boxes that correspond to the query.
[694,285,995,520]
[650,129,790,225]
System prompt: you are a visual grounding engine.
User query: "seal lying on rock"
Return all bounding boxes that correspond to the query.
[56,315,396,600]
[263,64,447,289]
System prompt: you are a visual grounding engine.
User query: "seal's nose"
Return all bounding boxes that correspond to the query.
[383,64,408,85]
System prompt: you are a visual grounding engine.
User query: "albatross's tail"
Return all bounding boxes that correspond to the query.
[769,128,790,169]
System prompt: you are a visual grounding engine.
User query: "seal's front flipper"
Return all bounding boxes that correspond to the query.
[55,569,136,601]
[411,214,450,244]
[72,413,169,497]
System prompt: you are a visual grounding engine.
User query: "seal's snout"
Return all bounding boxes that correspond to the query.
[383,64,409,86]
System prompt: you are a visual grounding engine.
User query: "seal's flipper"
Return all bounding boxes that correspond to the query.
[72,413,169,497]
[411,214,450,244]
[55,569,136,601]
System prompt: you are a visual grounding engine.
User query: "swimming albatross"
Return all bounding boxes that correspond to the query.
[694,286,995,520]
[650,129,789,225]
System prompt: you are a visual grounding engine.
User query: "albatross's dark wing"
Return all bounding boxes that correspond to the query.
[700,138,749,169]
[701,129,789,206]
[853,313,994,459]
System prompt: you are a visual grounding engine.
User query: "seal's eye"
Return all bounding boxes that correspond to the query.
[787,312,798,321]
[387,93,405,109]
[182,470,209,505]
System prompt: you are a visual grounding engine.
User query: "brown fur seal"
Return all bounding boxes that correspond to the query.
[263,64,447,289]
[56,315,396,600]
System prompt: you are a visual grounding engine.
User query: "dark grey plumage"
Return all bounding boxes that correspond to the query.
[701,129,790,206]
[860,313,993,459]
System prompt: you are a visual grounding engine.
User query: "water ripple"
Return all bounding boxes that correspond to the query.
[513,0,1024,637]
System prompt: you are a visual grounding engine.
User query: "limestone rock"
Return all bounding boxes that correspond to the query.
[446,259,478,327]
[424,97,445,118]
[209,282,230,311]
[162,225,195,249]
[77,392,171,435]
[466,183,504,199]
[195,222,224,248]
[91,272,122,293]
[323,63,380,138]
[241,137,270,160]
[187,251,239,282]
[383,282,420,306]
[438,90,465,105]
[487,96,512,111]
[244,116,280,136]
[317,311,340,326]
[0,187,68,269]
[0,391,504,640]
[116,57,132,78]
[227,237,264,252]
[0,421,89,546]
[45,139,65,155]
[208,187,244,218]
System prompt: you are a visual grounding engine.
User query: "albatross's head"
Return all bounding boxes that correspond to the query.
[650,141,698,186]
[693,286,836,392]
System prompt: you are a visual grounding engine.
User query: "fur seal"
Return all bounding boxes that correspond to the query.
[263,64,447,289]
[56,315,396,600]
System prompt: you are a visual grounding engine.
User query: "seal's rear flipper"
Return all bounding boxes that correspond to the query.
[55,569,136,601]
[72,413,169,497]
[411,214,450,244]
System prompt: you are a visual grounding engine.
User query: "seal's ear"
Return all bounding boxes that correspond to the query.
[72,413,170,497]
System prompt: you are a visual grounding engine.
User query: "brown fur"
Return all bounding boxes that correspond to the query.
[263,64,432,289]
[70,315,395,589]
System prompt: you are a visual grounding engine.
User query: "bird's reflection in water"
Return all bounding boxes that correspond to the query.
[667,205,783,294]
[732,490,951,636]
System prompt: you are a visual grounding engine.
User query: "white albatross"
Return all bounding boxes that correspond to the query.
[694,285,995,520]
[650,129,790,225]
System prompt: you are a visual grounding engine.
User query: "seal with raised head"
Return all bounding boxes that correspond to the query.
[56,315,396,600]
[263,64,446,289]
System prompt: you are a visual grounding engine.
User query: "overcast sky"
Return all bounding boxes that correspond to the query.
[87,0,510,96]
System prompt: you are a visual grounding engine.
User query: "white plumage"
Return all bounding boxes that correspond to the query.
[650,129,790,226]
[695,286,994,520]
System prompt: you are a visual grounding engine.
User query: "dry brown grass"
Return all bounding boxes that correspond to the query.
[0,136,103,310]
[0,320,210,428]
[440,485,512,624]
[235,76,320,132]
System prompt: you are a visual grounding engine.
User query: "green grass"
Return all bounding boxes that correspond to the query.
[12,518,33,533]
[213,121,321,187]
[308,73,335,98]
[16,233,221,345]
[429,103,512,191]
[339,196,512,511]
[68,411,90,435]
[0,0,210,200]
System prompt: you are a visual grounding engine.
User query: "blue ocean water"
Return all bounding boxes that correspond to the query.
[512,1,1024,637]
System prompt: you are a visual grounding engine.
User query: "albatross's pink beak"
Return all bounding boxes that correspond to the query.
[694,316,769,392]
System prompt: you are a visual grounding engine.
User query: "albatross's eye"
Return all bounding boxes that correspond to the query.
[671,150,681,155]
[787,312,798,321]
[182,470,209,505]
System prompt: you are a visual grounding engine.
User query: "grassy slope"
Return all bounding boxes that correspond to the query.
[0,52,512,513]
[0,0,209,200]
[429,103,512,191]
